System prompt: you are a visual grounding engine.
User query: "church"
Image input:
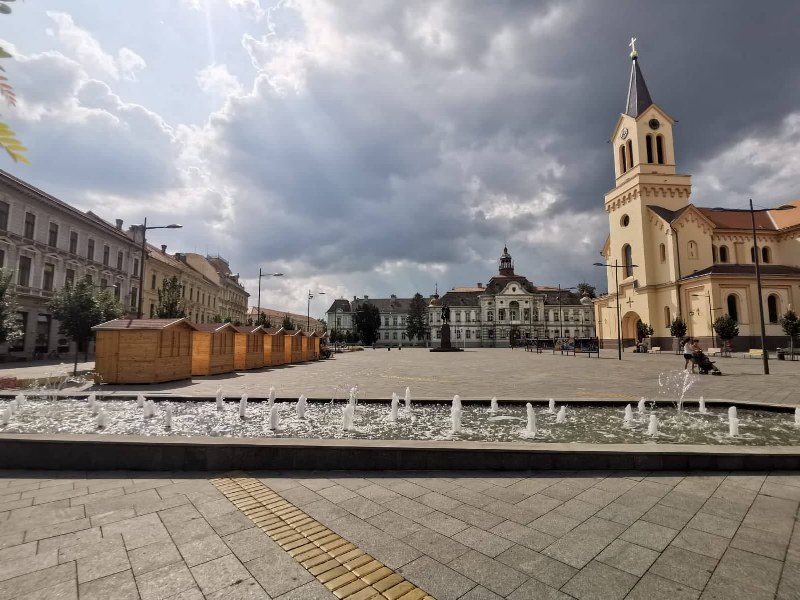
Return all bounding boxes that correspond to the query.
[593,41,800,352]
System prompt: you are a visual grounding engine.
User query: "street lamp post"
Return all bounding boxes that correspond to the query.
[135,218,183,319]
[256,270,284,325]
[711,201,795,375]
[691,292,722,350]
[594,260,638,360]
[307,290,325,331]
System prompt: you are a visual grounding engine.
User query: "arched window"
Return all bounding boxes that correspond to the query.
[626,140,634,169]
[619,146,626,173]
[656,135,665,164]
[664,306,671,328]
[623,244,633,277]
[659,243,666,263]
[762,246,771,264]
[719,245,729,263]
[687,241,698,260]
[712,245,718,263]
[727,295,739,322]
[768,295,779,323]
[646,135,654,164]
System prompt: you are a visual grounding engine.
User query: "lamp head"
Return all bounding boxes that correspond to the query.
[592,262,606,267]
[776,204,797,211]
[165,224,182,229]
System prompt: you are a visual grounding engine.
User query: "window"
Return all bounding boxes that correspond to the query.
[498,309,505,321]
[48,223,59,247]
[487,310,494,322]
[687,241,698,260]
[466,330,471,339]
[0,248,4,268]
[664,306,671,328]
[0,200,8,230]
[619,145,626,173]
[117,251,123,270]
[392,316,397,326]
[18,256,31,286]
[87,239,95,261]
[42,263,55,291]
[762,246,771,264]
[620,214,630,227]
[103,245,110,266]
[24,212,36,239]
[100,278,107,289]
[151,273,157,289]
[767,295,779,323]
[656,135,664,164]
[659,243,666,263]
[712,245,718,263]
[69,232,78,254]
[727,294,739,322]
[133,258,139,277]
[623,244,633,277]
[455,329,461,339]
[114,284,120,300]
[392,332,397,340]
[719,246,729,263]
[523,308,530,321]
[455,312,461,322]
[646,135,654,163]
[626,139,633,169]
[65,269,75,287]
[131,287,139,308]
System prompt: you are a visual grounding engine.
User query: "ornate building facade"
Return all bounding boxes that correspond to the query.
[594,45,800,351]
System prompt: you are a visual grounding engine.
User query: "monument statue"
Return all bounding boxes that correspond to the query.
[441,303,450,324]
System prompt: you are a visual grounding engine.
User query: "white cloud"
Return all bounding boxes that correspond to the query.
[196,63,244,98]
[45,11,146,81]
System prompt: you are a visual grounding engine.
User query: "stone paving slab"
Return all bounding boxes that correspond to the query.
[0,469,797,599]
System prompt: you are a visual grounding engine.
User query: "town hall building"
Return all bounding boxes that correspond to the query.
[594,41,800,351]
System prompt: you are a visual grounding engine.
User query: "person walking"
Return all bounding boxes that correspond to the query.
[683,337,696,373]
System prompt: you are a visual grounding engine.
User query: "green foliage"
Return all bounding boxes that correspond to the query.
[156,276,186,319]
[779,309,800,341]
[405,293,428,344]
[636,320,654,341]
[354,302,381,345]
[212,314,223,323]
[713,314,739,341]
[282,314,294,330]
[256,312,271,328]
[328,329,340,344]
[669,316,687,339]
[576,283,597,299]
[0,268,22,344]
[1,2,30,164]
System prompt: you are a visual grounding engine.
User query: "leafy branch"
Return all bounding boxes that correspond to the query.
[0,0,30,164]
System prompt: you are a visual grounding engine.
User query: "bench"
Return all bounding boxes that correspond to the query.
[649,347,661,353]
[707,347,722,356]
[744,349,764,359]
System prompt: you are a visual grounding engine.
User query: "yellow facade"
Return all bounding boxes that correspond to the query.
[594,50,800,351]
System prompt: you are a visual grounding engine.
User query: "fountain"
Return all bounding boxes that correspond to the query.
[623,404,634,425]
[143,400,156,419]
[216,388,224,411]
[96,410,109,429]
[451,405,462,434]
[8,399,17,415]
[15,393,26,406]
[555,406,567,424]
[796,407,800,426]
[490,397,498,413]
[239,395,248,418]
[268,386,276,409]
[165,406,173,429]
[648,414,658,436]
[729,406,738,421]
[452,395,462,411]
[548,398,555,414]
[404,387,411,412]
[91,397,100,416]
[524,403,537,438]
[699,396,707,414]
[658,370,697,413]
[1,407,9,425]
[638,397,646,414]
[296,395,307,419]
[341,404,355,432]
[137,394,145,408]
[389,393,400,423]
[729,415,739,437]
[269,405,281,431]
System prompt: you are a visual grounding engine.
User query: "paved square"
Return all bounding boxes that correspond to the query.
[0,469,798,599]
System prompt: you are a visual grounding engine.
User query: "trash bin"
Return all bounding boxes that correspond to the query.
[777,350,785,361]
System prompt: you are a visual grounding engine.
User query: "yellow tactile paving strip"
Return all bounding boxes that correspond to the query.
[210,474,434,600]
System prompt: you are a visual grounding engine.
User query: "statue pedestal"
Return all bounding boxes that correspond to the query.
[430,324,462,352]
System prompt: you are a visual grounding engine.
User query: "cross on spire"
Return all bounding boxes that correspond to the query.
[629,36,638,58]
[626,298,634,308]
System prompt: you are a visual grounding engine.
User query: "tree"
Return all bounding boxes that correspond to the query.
[713,314,739,345]
[155,276,186,318]
[256,312,271,328]
[212,314,223,323]
[48,279,122,374]
[669,316,687,354]
[636,320,654,342]
[282,314,294,330]
[0,268,22,345]
[354,302,380,345]
[576,283,597,299]
[779,309,800,358]
[405,293,428,345]
[1,2,30,164]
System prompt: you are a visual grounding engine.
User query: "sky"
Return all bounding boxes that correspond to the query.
[3,0,800,318]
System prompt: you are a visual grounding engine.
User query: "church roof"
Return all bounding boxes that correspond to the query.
[648,204,798,232]
[439,290,481,306]
[484,275,537,294]
[625,56,654,117]
[681,264,800,280]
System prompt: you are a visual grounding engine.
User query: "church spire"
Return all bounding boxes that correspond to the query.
[624,37,653,117]
[499,245,514,276]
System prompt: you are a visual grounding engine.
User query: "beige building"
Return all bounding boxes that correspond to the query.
[139,245,249,324]
[594,45,800,351]
[249,307,325,333]
[0,170,140,358]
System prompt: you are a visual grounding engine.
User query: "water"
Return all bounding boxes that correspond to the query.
[2,397,798,445]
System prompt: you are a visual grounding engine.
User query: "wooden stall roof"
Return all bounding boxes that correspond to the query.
[306,331,320,338]
[284,329,303,337]
[264,327,286,335]
[194,323,238,333]
[232,325,266,335]
[93,318,198,331]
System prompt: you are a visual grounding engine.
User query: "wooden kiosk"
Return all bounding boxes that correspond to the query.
[191,323,236,376]
[263,327,286,366]
[303,331,321,361]
[233,325,266,370]
[283,329,303,364]
[93,318,197,384]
